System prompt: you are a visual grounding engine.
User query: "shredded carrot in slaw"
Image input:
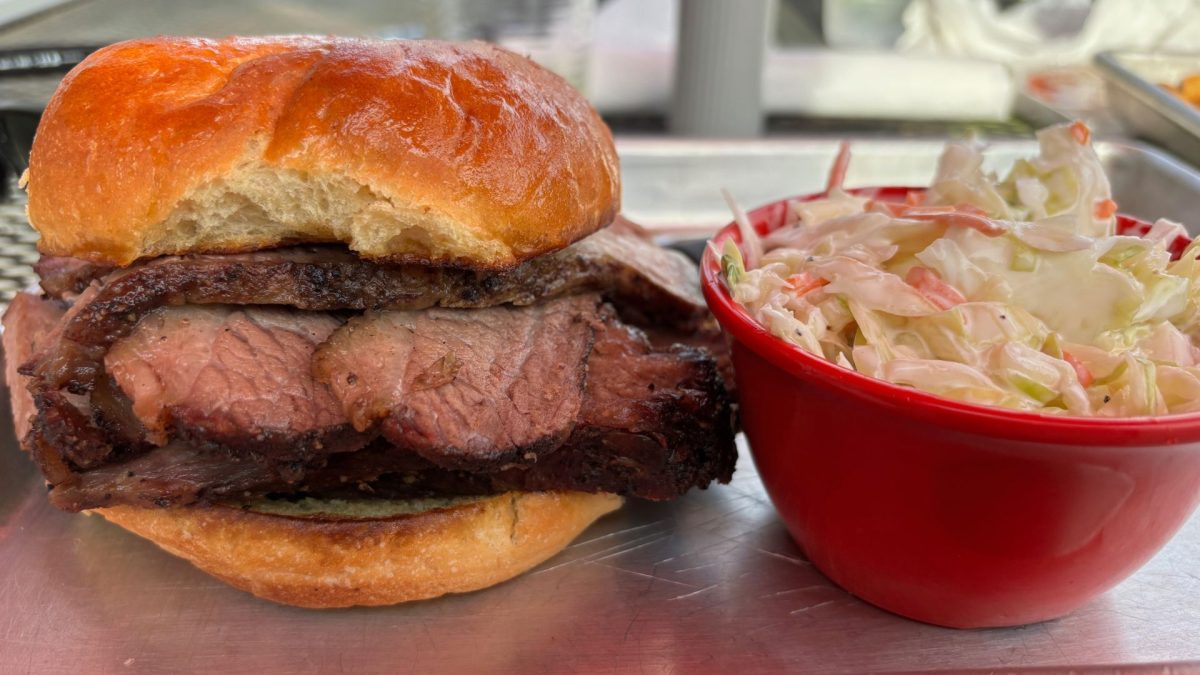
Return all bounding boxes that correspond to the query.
[1070,120,1091,145]
[784,272,828,298]
[1062,351,1095,387]
[826,141,851,195]
[1095,198,1118,219]
[900,204,1007,236]
[905,266,967,311]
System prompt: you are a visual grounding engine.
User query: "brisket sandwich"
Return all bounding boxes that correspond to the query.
[2,37,736,607]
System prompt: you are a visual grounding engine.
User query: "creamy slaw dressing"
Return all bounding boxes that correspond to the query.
[719,123,1200,416]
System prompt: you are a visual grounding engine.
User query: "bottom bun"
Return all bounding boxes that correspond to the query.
[93,491,622,608]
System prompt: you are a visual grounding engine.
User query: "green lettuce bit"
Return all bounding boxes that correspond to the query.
[1092,359,1129,386]
[1100,242,1146,268]
[1011,373,1059,404]
[1042,332,1064,359]
[720,239,746,286]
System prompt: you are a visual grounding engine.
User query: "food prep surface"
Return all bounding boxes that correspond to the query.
[1,138,1198,672]
[1,421,1197,672]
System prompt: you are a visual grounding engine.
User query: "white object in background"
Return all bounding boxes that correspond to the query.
[671,0,771,136]
[764,50,1014,121]
[588,0,677,112]
[900,0,1200,69]
[493,0,596,94]
[823,0,912,49]
[589,0,1013,121]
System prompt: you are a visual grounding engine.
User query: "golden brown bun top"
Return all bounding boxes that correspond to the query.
[27,37,620,267]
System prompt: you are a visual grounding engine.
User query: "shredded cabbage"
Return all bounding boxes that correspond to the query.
[720,122,1200,417]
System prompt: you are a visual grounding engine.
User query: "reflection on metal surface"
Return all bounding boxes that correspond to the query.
[0,139,1199,670]
[0,412,1198,671]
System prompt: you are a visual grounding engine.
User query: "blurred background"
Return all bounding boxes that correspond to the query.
[0,2,1197,124]
[0,0,1198,202]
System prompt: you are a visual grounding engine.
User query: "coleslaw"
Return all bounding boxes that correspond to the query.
[718,122,1200,417]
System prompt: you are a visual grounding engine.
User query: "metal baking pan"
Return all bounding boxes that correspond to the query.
[1096,50,1200,168]
[2,138,1199,672]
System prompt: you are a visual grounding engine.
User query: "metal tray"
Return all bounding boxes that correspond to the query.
[0,45,100,196]
[619,136,1200,236]
[2,138,1199,673]
[1096,50,1200,169]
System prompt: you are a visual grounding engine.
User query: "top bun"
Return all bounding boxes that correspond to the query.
[26,37,620,268]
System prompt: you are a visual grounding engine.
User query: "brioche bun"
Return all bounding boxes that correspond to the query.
[92,491,621,608]
[27,37,620,268]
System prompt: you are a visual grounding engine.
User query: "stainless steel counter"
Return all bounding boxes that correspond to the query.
[1,138,1198,673]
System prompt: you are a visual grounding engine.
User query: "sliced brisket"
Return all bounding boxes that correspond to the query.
[7,291,735,510]
[29,225,704,395]
[8,222,737,511]
[106,305,370,460]
[34,256,113,300]
[48,398,736,509]
[2,294,66,443]
[314,296,596,467]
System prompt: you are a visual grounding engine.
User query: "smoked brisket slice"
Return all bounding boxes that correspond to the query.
[21,224,708,472]
[105,305,371,459]
[3,293,66,442]
[34,256,113,300]
[29,224,705,394]
[48,401,735,509]
[6,292,736,510]
[313,297,598,467]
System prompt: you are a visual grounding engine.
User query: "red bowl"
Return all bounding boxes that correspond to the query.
[701,187,1200,628]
